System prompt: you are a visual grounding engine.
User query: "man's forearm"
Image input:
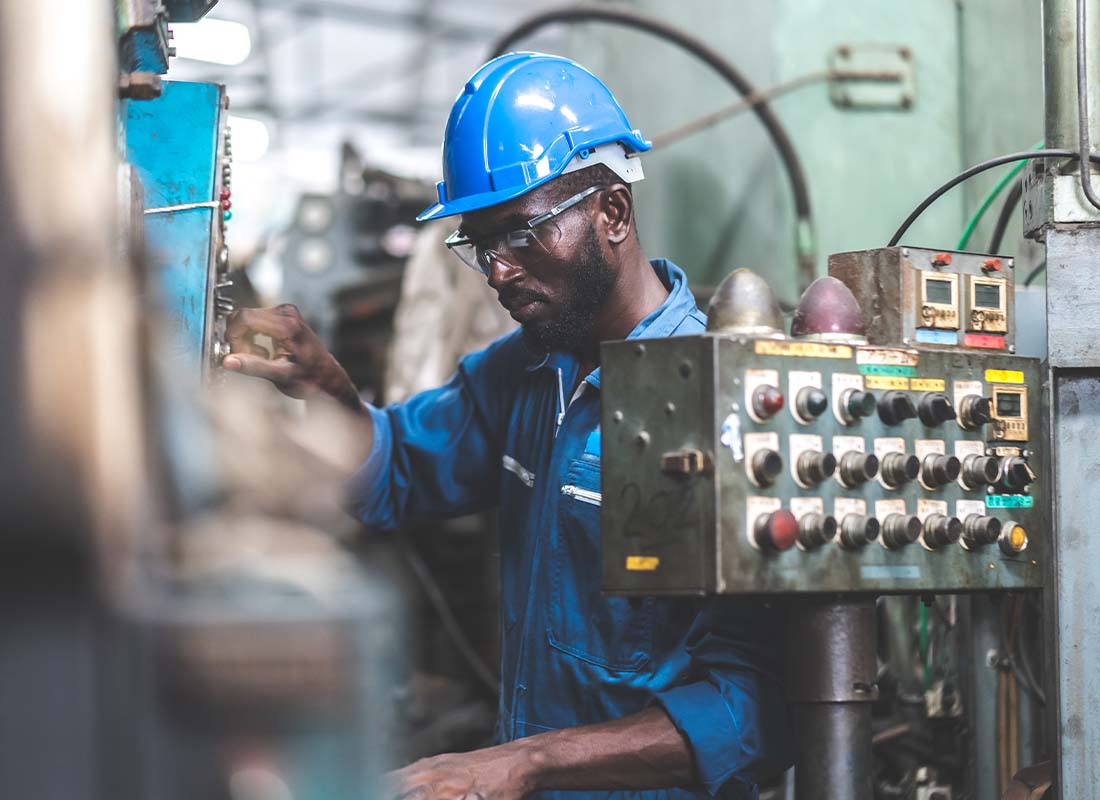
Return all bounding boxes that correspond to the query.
[519,706,696,793]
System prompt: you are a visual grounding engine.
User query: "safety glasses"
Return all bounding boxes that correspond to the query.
[444,185,605,275]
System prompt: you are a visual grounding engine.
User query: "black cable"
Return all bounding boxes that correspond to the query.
[400,545,500,697]
[1023,261,1047,287]
[489,5,816,289]
[889,149,1100,246]
[988,177,1024,253]
[1076,0,1100,210]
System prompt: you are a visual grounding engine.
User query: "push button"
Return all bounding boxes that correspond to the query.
[797,451,836,486]
[750,449,783,487]
[838,452,879,487]
[754,510,799,551]
[922,514,963,548]
[881,452,920,488]
[797,513,837,549]
[962,514,1002,548]
[961,455,1000,489]
[921,454,961,488]
[881,514,922,549]
[839,515,880,549]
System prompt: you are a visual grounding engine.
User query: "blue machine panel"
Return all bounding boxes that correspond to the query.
[125,80,228,380]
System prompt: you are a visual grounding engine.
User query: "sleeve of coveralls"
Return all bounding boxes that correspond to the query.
[345,338,515,530]
[654,598,793,797]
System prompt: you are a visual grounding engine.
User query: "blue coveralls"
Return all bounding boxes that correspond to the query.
[349,260,791,799]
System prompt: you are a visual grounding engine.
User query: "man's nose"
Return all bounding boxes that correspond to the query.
[486,254,525,291]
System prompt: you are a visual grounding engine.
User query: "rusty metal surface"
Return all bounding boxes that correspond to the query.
[601,335,1046,595]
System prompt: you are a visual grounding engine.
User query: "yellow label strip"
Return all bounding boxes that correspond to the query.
[911,378,946,392]
[866,375,910,390]
[754,340,853,359]
[985,369,1024,384]
[626,556,660,571]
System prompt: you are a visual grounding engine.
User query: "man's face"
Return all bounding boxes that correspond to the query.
[458,181,617,352]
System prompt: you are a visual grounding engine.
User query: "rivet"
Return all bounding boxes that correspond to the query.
[665,402,676,415]
[636,431,651,447]
[679,361,693,378]
[612,410,624,423]
[634,344,646,357]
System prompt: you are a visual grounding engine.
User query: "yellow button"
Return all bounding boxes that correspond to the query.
[1010,525,1028,551]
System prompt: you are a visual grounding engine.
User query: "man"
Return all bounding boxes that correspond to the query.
[224,53,789,799]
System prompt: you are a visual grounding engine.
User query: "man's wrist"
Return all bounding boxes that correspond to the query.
[504,736,553,795]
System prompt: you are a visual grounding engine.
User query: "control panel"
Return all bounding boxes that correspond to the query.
[125,80,234,383]
[600,336,1042,595]
[829,246,1015,352]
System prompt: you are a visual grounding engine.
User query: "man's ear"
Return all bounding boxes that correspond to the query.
[600,184,634,245]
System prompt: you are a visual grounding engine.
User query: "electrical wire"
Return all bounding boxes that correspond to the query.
[488,4,817,290]
[1077,0,1100,210]
[400,545,501,697]
[956,143,1043,250]
[888,149,1100,246]
[988,178,1024,254]
[1023,262,1047,288]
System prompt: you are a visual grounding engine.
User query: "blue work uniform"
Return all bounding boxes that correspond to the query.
[349,260,791,799]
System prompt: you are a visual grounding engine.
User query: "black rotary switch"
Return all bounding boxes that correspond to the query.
[918,393,957,426]
[839,514,880,549]
[881,452,920,488]
[882,514,922,549]
[921,454,961,488]
[798,513,837,549]
[1002,456,1036,491]
[839,388,876,424]
[962,514,1003,548]
[922,514,963,548]
[797,451,837,486]
[961,454,1000,489]
[838,451,879,487]
[795,386,829,421]
[750,449,783,487]
[877,391,918,426]
[959,395,993,430]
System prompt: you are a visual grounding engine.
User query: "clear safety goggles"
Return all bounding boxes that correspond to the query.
[444,185,606,276]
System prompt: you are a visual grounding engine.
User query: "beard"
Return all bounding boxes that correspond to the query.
[520,228,616,353]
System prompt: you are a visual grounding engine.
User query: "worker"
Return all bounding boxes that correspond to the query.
[223,52,790,799]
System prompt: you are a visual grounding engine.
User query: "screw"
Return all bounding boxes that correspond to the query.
[636,431,651,447]
[898,46,912,60]
[612,411,624,423]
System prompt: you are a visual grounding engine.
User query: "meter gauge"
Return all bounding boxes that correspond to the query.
[990,385,1028,442]
[967,276,1008,334]
[916,270,960,330]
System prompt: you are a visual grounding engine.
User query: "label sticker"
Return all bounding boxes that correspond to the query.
[954,440,985,459]
[915,329,958,346]
[911,378,947,392]
[874,437,906,459]
[857,347,919,367]
[985,369,1025,384]
[915,439,946,459]
[918,498,948,520]
[626,556,660,571]
[791,497,824,518]
[986,494,1035,509]
[746,496,783,549]
[954,380,984,402]
[755,340,853,359]
[833,435,866,459]
[956,499,986,518]
[859,364,918,377]
[834,497,867,518]
[876,498,907,519]
[861,565,922,580]
[965,333,1006,349]
[866,375,911,390]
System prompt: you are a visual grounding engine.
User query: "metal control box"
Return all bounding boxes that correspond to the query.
[600,335,1043,595]
[829,246,1016,353]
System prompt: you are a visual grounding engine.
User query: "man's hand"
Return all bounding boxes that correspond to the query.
[223,304,362,413]
[385,745,535,800]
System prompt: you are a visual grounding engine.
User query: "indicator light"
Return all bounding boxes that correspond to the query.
[751,385,785,419]
[790,277,866,340]
[706,268,785,337]
[999,523,1029,555]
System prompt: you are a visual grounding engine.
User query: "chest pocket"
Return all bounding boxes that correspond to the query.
[547,457,655,671]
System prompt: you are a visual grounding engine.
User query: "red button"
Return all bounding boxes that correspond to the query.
[932,253,952,267]
[752,385,785,419]
[757,510,799,551]
[982,258,1002,272]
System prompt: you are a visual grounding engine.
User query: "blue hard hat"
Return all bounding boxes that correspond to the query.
[417,52,651,222]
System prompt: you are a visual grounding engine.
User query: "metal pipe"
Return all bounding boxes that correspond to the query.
[786,599,877,800]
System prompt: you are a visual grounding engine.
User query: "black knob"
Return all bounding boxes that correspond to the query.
[840,388,876,423]
[795,387,828,421]
[838,451,879,487]
[962,514,1003,548]
[921,454,961,488]
[918,393,957,426]
[881,452,920,488]
[797,451,837,486]
[878,391,918,425]
[961,455,1000,489]
[798,513,837,549]
[839,514,880,549]
[750,449,783,487]
[882,514,922,549]
[1002,456,1036,490]
[959,395,993,430]
[923,514,963,548]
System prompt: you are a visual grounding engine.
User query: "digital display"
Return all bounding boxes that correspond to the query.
[974,282,1001,308]
[925,278,953,305]
[996,392,1022,417]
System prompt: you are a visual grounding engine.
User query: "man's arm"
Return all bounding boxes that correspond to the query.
[386,706,695,799]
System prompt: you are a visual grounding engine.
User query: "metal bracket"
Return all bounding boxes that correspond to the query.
[829,44,916,110]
